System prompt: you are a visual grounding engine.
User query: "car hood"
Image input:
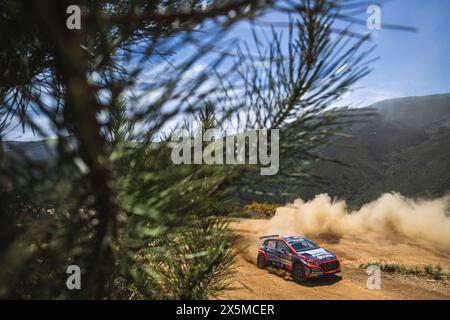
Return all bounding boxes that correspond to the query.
[299,248,336,262]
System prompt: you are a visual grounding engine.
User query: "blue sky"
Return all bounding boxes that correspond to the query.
[5,0,450,141]
[335,0,450,106]
[230,0,450,108]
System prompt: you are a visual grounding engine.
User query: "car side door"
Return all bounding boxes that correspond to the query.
[265,240,279,263]
[277,240,293,269]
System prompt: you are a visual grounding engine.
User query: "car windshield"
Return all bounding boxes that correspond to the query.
[290,239,319,252]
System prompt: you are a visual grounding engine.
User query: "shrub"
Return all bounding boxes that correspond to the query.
[244,201,281,218]
[359,262,447,281]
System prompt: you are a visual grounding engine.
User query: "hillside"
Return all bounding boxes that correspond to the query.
[3,93,450,207]
[281,93,450,207]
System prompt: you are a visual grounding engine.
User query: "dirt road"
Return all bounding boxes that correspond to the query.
[221,219,450,300]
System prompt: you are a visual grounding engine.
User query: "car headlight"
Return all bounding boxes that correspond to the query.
[303,259,320,268]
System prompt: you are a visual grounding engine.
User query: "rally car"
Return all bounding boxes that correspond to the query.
[256,235,341,282]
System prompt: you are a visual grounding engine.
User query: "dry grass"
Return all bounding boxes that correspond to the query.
[359,262,448,281]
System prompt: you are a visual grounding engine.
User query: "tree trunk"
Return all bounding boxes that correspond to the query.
[29,0,119,299]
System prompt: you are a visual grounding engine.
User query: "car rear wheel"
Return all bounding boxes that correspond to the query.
[292,263,307,282]
[257,253,267,269]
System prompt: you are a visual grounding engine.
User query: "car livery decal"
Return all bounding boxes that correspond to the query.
[280,252,292,269]
[301,248,334,260]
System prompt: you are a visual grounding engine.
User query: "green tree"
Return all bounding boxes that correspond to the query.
[0,0,375,299]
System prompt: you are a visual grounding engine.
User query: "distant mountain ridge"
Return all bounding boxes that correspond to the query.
[3,93,450,207]
[279,93,450,207]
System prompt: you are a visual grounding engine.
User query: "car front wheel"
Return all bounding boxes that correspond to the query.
[292,263,307,282]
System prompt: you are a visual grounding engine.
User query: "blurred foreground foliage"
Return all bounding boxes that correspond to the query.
[0,0,375,299]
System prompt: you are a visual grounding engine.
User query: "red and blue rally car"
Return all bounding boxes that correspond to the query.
[257,235,341,282]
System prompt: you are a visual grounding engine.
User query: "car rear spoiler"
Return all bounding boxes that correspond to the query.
[259,234,279,239]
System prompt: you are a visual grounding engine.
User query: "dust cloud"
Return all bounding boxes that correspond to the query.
[256,193,450,252]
